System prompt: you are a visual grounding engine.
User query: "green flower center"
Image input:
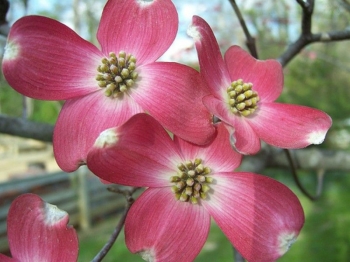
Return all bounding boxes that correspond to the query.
[227,79,260,116]
[170,158,213,204]
[96,51,138,97]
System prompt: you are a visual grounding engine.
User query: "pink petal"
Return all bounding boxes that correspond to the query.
[87,114,182,187]
[7,194,78,261]
[227,117,261,155]
[249,102,332,149]
[203,172,304,262]
[203,95,261,154]
[174,123,242,172]
[0,254,14,261]
[224,46,283,102]
[188,15,231,96]
[132,62,216,145]
[54,91,143,172]
[97,0,178,65]
[2,16,102,100]
[125,188,211,262]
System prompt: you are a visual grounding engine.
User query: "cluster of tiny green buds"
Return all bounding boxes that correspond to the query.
[96,51,138,97]
[170,158,213,204]
[227,79,260,116]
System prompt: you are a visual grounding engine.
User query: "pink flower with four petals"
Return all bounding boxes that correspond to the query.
[2,0,215,172]
[188,15,332,155]
[87,113,305,262]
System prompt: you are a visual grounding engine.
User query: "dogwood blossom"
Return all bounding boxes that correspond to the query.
[2,0,215,172]
[87,114,304,262]
[188,15,332,154]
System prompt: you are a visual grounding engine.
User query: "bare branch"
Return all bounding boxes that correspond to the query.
[228,0,258,58]
[0,114,54,142]
[284,149,323,201]
[91,186,140,262]
[278,28,350,67]
[278,0,350,67]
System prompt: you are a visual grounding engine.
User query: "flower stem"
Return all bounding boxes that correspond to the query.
[91,187,140,262]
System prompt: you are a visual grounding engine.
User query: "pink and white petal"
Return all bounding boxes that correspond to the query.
[3,15,102,100]
[54,91,143,172]
[132,62,216,145]
[97,0,178,65]
[203,172,304,262]
[188,15,231,96]
[249,102,332,149]
[224,46,283,102]
[7,194,78,262]
[174,123,242,173]
[87,114,182,187]
[203,95,261,154]
[125,188,211,262]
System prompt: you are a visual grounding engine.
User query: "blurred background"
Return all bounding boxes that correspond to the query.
[0,0,350,261]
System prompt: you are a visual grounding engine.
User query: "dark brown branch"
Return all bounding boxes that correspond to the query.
[228,0,258,58]
[283,149,323,201]
[91,187,140,262]
[298,0,314,35]
[278,29,350,67]
[0,114,54,142]
[278,0,350,67]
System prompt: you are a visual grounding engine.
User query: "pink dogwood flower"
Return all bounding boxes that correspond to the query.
[188,15,332,155]
[0,194,78,262]
[2,0,215,172]
[87,113,304,262]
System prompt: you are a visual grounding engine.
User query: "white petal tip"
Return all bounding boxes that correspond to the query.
[307,130,327,145]
[4,41,19,61]
[278,232,298,255]
[139,249,155,262]
[187,25,201,41]
[94,128,119,148]
[137,0,154,7]
[44,202,68,226]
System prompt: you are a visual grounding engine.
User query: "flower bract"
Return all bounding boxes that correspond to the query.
[0,194,78,262]
[2,0,215,172]
[188,15,332,155]
[87,113,305,262]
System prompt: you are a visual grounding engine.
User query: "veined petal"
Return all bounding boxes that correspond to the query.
[87,114,182,187]
[249,103,332,149]
[7,194,78,261]
[188,15,231,96]
[203,172,304,262]
[203,95,261,154]
[54,91,143,172]
[224,46,283,102]
[97,0,178,65]
[132,62,216,145]
[174,123,242,173]
[125,188,211,262]
[226,117,261,155]
[2,16,102,100]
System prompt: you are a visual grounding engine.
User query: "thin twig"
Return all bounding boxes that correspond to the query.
[278,0,350,67]
[91,187,140,262]
[283,149,324,201]
[228,0,258,58]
